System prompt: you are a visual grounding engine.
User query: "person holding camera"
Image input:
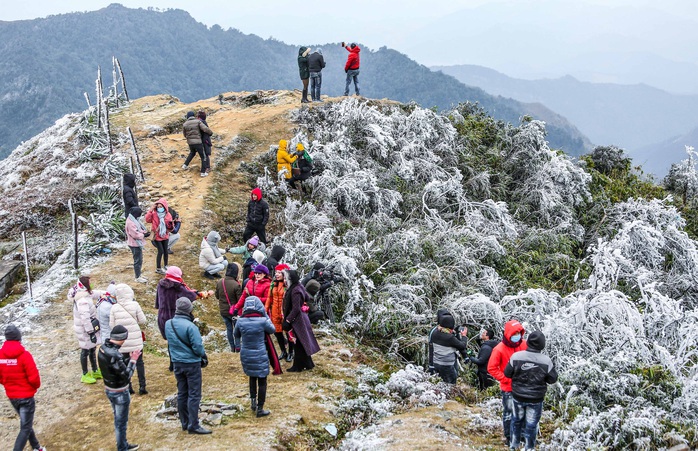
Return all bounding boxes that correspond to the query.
[428,310,468,384]
[470,327,500,390]
[341,41,361,96]
[126,206,150,283]
[69,276,102,384]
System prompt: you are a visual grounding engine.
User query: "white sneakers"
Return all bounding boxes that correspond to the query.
[135,277,148,283]
[182,164,188,170]
[200,172,208,177]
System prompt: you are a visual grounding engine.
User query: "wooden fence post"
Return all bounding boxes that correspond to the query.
[21,232,33,301]
[128,127,145,181]
[68,199,79,270]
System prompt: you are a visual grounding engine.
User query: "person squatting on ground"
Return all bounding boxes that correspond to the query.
[122,173,138,219]
[97,324,142,451]
[70,276,103,384]
[298,46,311,103]
[144,198,174,275]
[232,264,271,315]
[199,230,229,279]
[242,187,269,244]
[282,269,320,372]
[308,48,326,102]
[111,283,148,395]
[488,319,528,447]
[234,296,277,417]
[215,262,243,352]
[182,111,213,177]
[197,110,213,174]
[470,327,500,390]
[165,297,212,435]
[266,264,294,362]
[504,331,558,451]
[0,325,47,451]
[125,206,150,283]
[342,42,361,96]
[427,311,468,383]
[288,143,313,191]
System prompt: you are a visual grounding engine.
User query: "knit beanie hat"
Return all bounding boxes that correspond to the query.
[110,325,129,341]
[439,314,455,330]
[166,266,183,279]
[275,263,290,272]
[130,206,142,218]
[527,331,546,351]
[4,324,21,341]
[254,264,269,275]
[186,111,195,118]
[249,236,259,247]
[175,297,193,315]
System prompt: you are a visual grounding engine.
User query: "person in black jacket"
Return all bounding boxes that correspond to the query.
[288,143,313,191]
[262,245,286,274]
[504,331,558,451]
[308,49,326,102]
[470,328,500,390]
[428,312,467,383]
[122,173,138,219]
[97,325,141,451]
[298,46,311,104]
[243,187,269,244]
[197,110,213,174]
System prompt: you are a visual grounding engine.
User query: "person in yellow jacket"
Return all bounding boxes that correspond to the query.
[276,139,298,180]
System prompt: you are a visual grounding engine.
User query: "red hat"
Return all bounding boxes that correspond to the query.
[275,264,290,271]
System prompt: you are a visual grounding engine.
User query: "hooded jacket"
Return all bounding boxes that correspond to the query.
[199,231,226,269]
[308,51,326,73]
[72,288,100,349]
[487,320,528,392]
[96,287,117,343]
[215,263,243,317]
[165,313,205,364]
[144,198,174,241]
[276,140,298,180]
[155,277,198,339]
[265,278,286,332]
[298,46,311,80]
[246,188,269,226]
[122,173,137,218]
[234,296,276,378]
[470,338,501,381]
[263,245,286,275]
[109,284,147,353]
[0,340,41,399]
[504,346,558,403]
[125,208,146,247]
[344,44,361,71]
[183,116,212,146]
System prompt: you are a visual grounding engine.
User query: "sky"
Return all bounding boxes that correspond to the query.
[3,0,698,92]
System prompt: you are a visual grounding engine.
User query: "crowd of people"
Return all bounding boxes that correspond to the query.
[296,41,361,103]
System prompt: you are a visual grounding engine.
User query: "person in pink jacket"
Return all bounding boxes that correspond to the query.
[145,197,174,275]
[125,206,150,283]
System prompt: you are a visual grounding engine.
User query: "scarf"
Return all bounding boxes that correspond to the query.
[157,209,167,238]
[164,274,198,297]
[68,281,87,299]
[128,214,147,247]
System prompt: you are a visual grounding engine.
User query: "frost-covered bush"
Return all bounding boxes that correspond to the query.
[664,146,698,204]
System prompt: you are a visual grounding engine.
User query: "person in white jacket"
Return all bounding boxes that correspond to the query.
[70,276,103,384]
[199,230,228,279]
[110,283,148,395]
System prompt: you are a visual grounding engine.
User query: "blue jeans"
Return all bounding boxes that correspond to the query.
[205,261,227,275]
[221,315,238,350]
[502,391,514,444]
[310,72,322,100]
[10,397,40,451]
[510,399,543,450]
[344,69,360,96]
[105,390,131,451]
[174,362,202,431]
[434,363,458,384]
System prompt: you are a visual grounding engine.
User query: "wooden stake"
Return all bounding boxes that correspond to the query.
[112,56,119,108]
[128,127,145,181]
[68,199,79,270]
[21,232,33,300]
[116,57,129,101]
[96,66,103,128]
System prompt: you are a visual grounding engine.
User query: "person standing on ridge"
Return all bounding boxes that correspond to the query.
[243,187,269,244]
[298,46,311,104]
[197,110,213,174]
[341,42,361,96]
[145,198,174,275]
[122,173,138,219]
[182,111,212,177]
[308,49,326,102]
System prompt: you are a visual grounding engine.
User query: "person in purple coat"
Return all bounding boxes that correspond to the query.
[155,266,198,339]
[282,269,320,372]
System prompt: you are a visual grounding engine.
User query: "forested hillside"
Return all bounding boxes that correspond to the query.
[0,3,590,159]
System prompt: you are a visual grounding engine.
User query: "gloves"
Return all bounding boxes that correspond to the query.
[89,332,97,344]
[282,320,292,331]
[232,309,238,317]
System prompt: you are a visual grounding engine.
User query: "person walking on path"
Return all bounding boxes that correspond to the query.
[197,110,213,174]
[242,187,269,244]
[182,111,213,177]
[0,325,46,451]
[165,298,212,435]
[70,276,103,384]
[125,206,149,283]
[199,230,229,279]
[298,46,311,104]
[122,173,138,219]
[308,49,326,102]
[232,264,271,315]
[504,331,558,451]
[97,325,142,451]
[234,296,277,417]
[342,42,361,96]
[488,319,527,447]
[215,262,243,352]
[282,269,320,372]
[145,198,174,275]
[111,283,148,395]
[265,264,293,361]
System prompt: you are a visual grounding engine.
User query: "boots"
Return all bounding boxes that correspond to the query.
[256,407,270,417]
[286,351,294,362]
[301,89,310,103]
[279,351,288,361]
[250,397,257,412]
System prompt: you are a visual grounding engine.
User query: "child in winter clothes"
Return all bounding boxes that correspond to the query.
[125,206,149,283]
[96,283,118,343]
[145,197,174,274]
[110,283,148,395]
[69,276,102,384]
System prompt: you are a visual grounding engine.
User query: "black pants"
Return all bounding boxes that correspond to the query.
[289,340,314,371]
[203,143,212,172]
[274,332,287,354]
[174,362,202,431]
[249,376,267,409]
[10,397,40,451]
[242,224,267,244]
[129,245,142,278]
[80,348,97,374]
[154,239,169,269]
[184,143,207,173]
[287,175,309,191]
[123,352,146,390]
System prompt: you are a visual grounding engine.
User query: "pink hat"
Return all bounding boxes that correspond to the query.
[166,266,182,279]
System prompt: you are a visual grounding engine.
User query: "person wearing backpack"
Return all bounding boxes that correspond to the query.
[215,263,243,352]
[288,143,313,191]
[111,283,148,395]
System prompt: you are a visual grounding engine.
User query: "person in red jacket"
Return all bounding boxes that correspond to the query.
[342,42,361,96]
[231,264,271,315]
[487,319,527,447]
[0,325,46,451]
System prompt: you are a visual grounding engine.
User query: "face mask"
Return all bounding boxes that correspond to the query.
[510,333,522,343]
[157,207,165,213]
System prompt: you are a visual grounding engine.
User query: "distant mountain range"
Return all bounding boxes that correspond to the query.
[434,64,698,176]
[0,4,590,160]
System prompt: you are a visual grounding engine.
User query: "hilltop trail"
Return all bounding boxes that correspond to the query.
[0,91,494,450]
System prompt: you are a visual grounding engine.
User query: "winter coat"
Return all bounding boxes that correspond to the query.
[504,348,558,403]
[71,289,100,349]
[344,45,361,71]
[183,116,212,146]
[199,235,226,270]
[125,216,146,247]
[0,340,41,399]
[96,293,117,343]
[265,280,286,332]
[283,283,320,356]
[144,197,174,241]
[470,338,500,380]
[487,320,527,392]
[246,188,269,226]
[229,238,264,262]
[276,140,298,180]
[216,275,242,318]
[110,284,147,353]
[98,340,136,389]
[296,154,313,180]
[122,173,137,218]
[262,245,286,274]
[234,297,275,378]
[429,326,467,366]
[199,118,213,147]
[233,277,271,313]
[308,51,326,73]
[165,313,206,364]
[155,277,198,339]
[298,46,311,80]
